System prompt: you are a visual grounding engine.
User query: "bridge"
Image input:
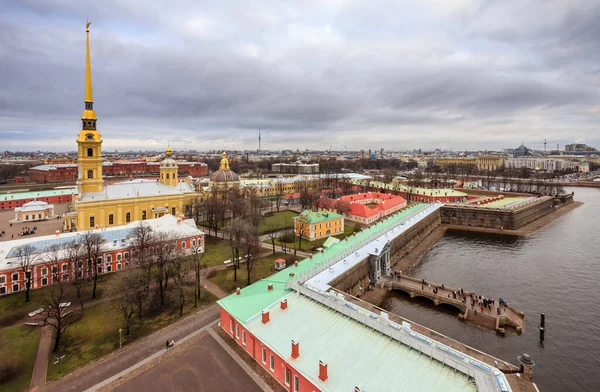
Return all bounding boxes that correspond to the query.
[379,274,524,334]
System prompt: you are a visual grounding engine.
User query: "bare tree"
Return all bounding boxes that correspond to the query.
[80,231,104,299]
[265,222,281,254]
[243,225,261,286]
[152,231,180,306]
[334,199,352,217]
[64,242,87,309]
[14,244,37,302]
[169,256,189,317]
[191,239,205,307]
[42,245,80,352]
[226,217,246,282]
[109,269,146,335]
[128,222,155,318]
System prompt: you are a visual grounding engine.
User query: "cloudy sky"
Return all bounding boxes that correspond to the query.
[1,0,599,152]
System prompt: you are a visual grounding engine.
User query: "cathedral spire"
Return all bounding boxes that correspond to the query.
[82,22,97,129]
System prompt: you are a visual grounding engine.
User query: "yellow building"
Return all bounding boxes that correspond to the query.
[64,23,198,231]
[435,156,505,171]
[293,210,344,241]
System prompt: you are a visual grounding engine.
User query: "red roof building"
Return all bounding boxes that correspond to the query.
[338,192,407,225]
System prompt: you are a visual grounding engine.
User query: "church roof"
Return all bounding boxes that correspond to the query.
[210,151,240,183]
[78,179,195,202]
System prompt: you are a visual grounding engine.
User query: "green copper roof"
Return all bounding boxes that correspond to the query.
[218,203,428,323]
[0,188,77,201]
[294,209,343,224]
[322,237,340,248]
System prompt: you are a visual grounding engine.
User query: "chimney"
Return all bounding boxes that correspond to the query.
[268,284,273,291]
[55,230,60,237]
[291,339,299,358]
[280,298,288,310]
[319,360,328,381]
[289,272,295,277]
[236,287,241,295]
[262,309,270,324]
[294,261,299,267]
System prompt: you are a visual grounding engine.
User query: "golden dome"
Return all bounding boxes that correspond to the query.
[211,152,240,183]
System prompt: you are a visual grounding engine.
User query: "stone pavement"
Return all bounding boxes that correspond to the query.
[29,326,52,392]
[0,203,70,242]
[43,304,220,392]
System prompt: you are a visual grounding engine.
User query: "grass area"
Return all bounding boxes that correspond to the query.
[209,253,298,293]
[258,211,297,234]
[202,236,234,267]
[0,325,41,392]
[46,287,217,381]
[264,225,355,252]
[0,273,115,328]
[364,203,379,208]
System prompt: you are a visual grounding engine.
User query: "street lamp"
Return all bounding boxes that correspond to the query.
[119,328,122,349]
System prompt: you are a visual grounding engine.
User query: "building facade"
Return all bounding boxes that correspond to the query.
[294,210,344,240]
[505,158,570,172]
[0,214,204,296]
[65,25,199,231]
[434,155,505,171]
[272,162,319,174]
[338,192,407,225]
[12,201,55,222]
[565,143,597,153]
[0,189,76,211]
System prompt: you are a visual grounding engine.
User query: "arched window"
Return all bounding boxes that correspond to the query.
[126,212,131,223]
[166,173,170,179]
[87,170,93,179]
[87,148,93,157]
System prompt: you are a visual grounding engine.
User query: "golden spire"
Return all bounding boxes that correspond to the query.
[165,144,173,156]
[219,151,230,171]
[82,21,97,123]
[85,21,93,102]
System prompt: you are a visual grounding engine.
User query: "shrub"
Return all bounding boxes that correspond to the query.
[0,363,19,384]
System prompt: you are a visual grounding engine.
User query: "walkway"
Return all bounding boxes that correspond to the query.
[43,305,220,392]
[29,326,52,391]
[379,274,524,333]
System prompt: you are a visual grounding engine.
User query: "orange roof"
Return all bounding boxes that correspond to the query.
[340,192,406,218]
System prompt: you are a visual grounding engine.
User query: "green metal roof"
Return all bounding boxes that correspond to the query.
[295,210,343,224]
[0,188,77,201]
[322,237,340,248]
[218,203,428,323]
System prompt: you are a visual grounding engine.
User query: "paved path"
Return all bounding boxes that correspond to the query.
[201,277,229,299]
[43,305,220,392]
[30,326,52,391]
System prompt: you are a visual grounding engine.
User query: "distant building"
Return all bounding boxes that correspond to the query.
[338,192,407,225]
[12,200,55,222]
[272,162,319,174]
[505,158,570,172]
[294,210,344,240]
[0,188,76,211]
[565,143,597,153]
[434,155,505,171]
[513,143,531,158]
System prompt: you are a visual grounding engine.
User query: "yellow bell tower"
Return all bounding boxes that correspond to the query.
[160,145,179,187]
[77,22,104,194]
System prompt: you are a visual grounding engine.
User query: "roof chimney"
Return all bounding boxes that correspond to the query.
[268,284,273,291]
[319,360,328,381]
[294,261,299,267]
[261,309,270,324]
[236,287,241,295]
[280,298,288,310]
[291,339,299,358]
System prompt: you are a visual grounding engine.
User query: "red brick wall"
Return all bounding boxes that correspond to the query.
[0,194,74,210]
[219,307,320,392]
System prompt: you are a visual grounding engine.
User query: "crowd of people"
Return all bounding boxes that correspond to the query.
[18,225,37,237]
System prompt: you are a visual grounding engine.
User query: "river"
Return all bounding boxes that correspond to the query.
[380,187,600,392]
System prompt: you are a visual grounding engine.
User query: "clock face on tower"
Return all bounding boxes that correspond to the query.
[86,133,94,140]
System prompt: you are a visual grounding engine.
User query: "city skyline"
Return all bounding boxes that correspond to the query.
[1,1,599,152]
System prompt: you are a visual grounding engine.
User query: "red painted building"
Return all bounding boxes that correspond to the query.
[0,189,76,210]
[29,161,208,183]
[0,215,204,296]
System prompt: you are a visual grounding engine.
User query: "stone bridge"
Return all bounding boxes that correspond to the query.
[379,274,524,334]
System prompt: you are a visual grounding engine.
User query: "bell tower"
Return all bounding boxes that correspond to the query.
[77,22,104,194]
[160,145,179,187]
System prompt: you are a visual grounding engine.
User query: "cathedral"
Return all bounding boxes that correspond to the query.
[64,23,198,231]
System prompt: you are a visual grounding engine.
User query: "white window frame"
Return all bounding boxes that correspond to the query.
[262,348,267,364]
[285,367,291,386]
[41,277,48,286]
[235,324,239,339]
[294,375,300,392]
[229,319,233,333]
[62,264,68,272]
[116,253,122,261]
[12,273,19,281]
[270,354,275,371]
[41,268,48,276]
[12,283,19,292]
[242,330,246,345]
[0,275,5,284]
[181,241,186,249]
[117,263,122,271]
[106,255,112,263]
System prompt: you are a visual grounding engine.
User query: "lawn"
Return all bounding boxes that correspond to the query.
[202,236,234,267]
[258,211,297,233]
[209,252,298,293]
[0,325,40,392]
[265,225,355,252]
[46,287,217,381]
[0,273,115,328]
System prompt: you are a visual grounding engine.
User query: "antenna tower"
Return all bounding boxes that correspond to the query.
[259,128,261,151]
